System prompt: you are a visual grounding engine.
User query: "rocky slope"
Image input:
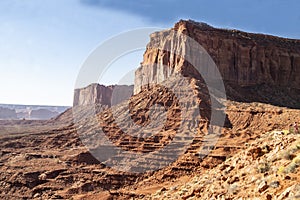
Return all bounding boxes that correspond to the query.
[142,130,300,200]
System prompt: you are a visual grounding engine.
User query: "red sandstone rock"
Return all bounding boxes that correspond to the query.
[134,19,300,100]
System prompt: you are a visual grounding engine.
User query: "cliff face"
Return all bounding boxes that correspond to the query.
[134,20,300,95]
[73,84,133,107]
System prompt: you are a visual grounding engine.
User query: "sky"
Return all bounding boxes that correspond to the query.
[0,0,299,106]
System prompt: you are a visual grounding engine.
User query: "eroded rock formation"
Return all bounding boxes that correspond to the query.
[73,84,134,107]
[134,20,300,107]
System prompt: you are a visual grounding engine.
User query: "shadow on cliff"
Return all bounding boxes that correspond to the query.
[225,83,300,109]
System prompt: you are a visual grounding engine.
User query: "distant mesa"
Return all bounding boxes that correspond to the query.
[30,109,60,120]
[0,107,17,119]
[73,84,134,107]
[0,104,69,120]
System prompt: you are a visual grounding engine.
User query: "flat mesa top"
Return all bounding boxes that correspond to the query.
[171,19,300,48]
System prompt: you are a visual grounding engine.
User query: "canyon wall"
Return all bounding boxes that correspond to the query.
[134,20,300,94]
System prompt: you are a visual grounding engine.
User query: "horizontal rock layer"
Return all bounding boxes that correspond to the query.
[134,20,300,94]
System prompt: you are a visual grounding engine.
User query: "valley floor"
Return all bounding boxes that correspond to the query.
[0,101,299,199]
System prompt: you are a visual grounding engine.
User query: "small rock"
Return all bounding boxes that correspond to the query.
[221,176,227,182]
[50,194,63,199]
[228,183,239,194]
[38,173,47,180]
[248,147,264,159]
[219,164,230,171]
[269,181,280,188]
[277,185,293,200]
[241,172,247,177]
[170,186,177,191]
[224,166,235,174]
[258,181,268,193]
[33,193,40,198]
[227,176,239,184]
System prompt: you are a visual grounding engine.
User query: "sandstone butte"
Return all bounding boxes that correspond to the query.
[137,19,300,92]
[0,20,300,199]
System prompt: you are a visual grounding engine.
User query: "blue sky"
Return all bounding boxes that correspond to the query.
[0,0,299,106]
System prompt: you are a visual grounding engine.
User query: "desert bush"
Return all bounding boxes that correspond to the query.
[257,161,270,173]
[278,166,285,174]
[281,156,300,174]
[296,143,300,150]
[282,151,296,160]
[293,155,300,165]
[284,162,298,173]
[289,127,295,134]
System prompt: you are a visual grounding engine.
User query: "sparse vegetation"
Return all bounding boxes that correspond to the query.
[257,161,270,173]
[293,155,300,165]
[282,151,296,160]
[281,143,300,160]
[284,162,298,173]
[289,127,295,134]
[284,154,300,173]
[277,142,300,174]
[278,165,285,174]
